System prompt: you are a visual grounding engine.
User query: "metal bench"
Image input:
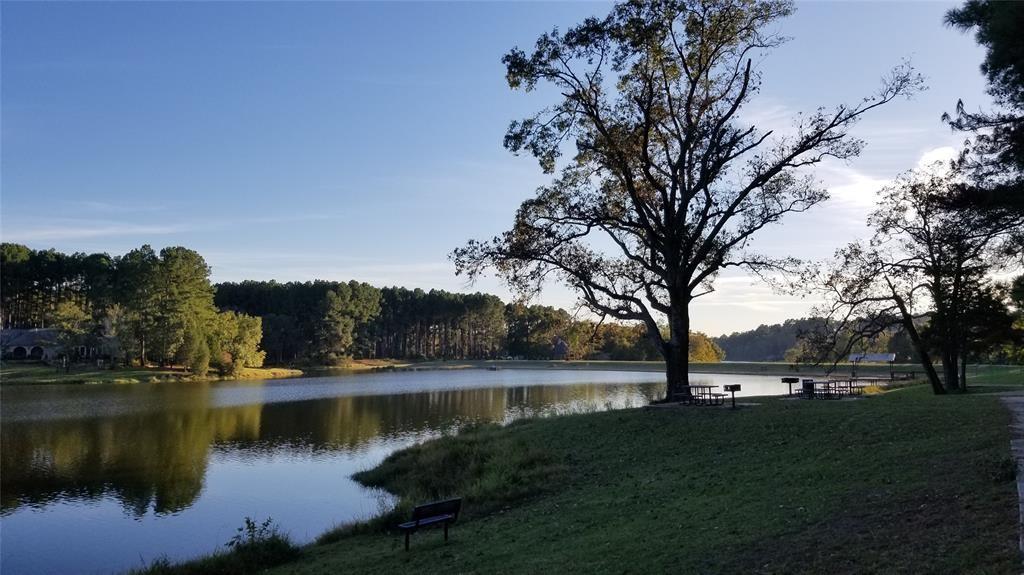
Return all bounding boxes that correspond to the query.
[398,497,462,551]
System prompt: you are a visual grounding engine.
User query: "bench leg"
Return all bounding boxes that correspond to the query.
[444,522,449,542]
[405,531,410,551]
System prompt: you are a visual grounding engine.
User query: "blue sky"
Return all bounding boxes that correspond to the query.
[1,1,990,335]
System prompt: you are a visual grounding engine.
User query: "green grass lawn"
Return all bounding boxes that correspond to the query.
[0,363,303,385]
[246,386,1018,575]
[969,364,1024,387]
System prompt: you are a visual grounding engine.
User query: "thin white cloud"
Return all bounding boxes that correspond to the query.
[237,213,337,225]
[2,221,192,242]
[1,212,338,244]
[71,200,168,214]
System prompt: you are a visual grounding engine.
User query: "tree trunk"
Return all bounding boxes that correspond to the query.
[662,299,690,400]
[891,293,944,394]
[942,349,962,392]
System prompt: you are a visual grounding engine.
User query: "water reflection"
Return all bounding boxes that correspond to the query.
[1,379,660,518]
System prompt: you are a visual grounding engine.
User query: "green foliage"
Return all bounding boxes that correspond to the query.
[1,243,115,330]
[210,312,265,376]
[51,300,92,356]
[946,0,1024,179]
[178,324,210,377]
[688,331,725,362]
[117,245,161,364]
[226,516,282,550]
[149,247,217,364]
[0,244,265,373]
[715,318,824,361]
[50,300,90,335]
[216,283,506,363]
[313,287,370,364]
[505,303,571,359]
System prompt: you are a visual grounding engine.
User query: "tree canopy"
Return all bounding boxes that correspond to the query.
[944,0,1024,213]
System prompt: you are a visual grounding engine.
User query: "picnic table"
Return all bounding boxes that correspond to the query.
[671,384,726,406]
[795,379,868,399]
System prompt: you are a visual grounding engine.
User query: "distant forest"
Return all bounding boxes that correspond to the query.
[214,281,725,364]
[0,243,725,369]
[714,319,919,363]
[713,319,820,362]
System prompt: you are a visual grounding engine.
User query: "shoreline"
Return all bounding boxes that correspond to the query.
[4,358,1014,386]
[359,358,920,380]
[0,364,305,386]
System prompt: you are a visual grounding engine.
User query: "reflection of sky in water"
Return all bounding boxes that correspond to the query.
[0,370,787,574]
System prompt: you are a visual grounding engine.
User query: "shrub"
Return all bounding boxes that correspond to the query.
[129,517,300,575]
[352,422,565,520]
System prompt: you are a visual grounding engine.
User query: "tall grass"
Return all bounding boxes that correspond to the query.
[129,517,300,575]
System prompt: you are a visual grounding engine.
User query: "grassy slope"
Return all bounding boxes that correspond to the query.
[269,387,1018,575]
[0,363,303,385]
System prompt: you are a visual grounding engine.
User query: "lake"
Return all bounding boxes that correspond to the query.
[0,369,787,574]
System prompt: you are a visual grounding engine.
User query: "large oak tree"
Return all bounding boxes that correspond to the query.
[454,0,921,397]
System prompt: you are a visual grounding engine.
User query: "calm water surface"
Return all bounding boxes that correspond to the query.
[0,369,786,574]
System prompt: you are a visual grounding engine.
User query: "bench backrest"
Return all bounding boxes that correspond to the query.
[411,498,462,522]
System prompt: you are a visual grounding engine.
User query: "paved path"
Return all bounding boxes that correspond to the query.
[999,394,1024,558]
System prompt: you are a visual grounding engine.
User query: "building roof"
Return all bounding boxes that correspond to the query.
[1,329,61,348]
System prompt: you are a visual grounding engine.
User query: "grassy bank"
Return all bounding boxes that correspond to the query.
[226,386,1016,574]
[0,363,303,385]
[300,358,413,376]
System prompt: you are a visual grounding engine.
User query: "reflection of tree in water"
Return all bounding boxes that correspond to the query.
[1,403,262,516]
[1,382,658,515]
[250,383,659,450]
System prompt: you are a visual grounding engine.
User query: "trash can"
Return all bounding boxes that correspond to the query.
[801,379,815,398]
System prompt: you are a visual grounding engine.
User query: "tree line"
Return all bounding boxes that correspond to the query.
[718,294,1024,367]
[215,281,724,364]
[1,244,724,372]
